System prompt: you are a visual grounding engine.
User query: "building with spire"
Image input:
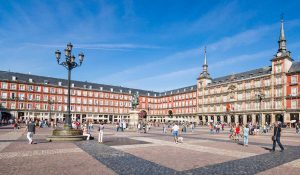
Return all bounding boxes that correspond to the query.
[0,17,299,125]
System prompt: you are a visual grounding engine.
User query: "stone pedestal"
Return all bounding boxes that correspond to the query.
[128,110,139,130]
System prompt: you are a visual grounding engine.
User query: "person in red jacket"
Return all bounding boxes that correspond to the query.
[235,124,240,143]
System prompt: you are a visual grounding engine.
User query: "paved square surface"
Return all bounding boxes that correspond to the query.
[1,124,300,175]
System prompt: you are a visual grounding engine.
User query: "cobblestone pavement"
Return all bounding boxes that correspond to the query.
[1,125,300,175]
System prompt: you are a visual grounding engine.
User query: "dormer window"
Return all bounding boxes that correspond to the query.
[154,94,156,97]
[58,82,62,86]
[120,89,123,93]
[12,76,17,81]
[110,88,113,92]
[71,83,75,87]
[83,85,87,89]
[89,85,92,89]
[44,80,48,84]
[29,78,33,83]
[129,90,131,94]
[147,92,150,96]
[100,87,103,91]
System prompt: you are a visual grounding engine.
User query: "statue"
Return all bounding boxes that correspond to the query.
[131,92,139,110]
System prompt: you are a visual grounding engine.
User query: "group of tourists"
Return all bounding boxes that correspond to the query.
[227,121,284,151]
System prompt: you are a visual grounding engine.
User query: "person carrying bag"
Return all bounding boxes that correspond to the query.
[271,122,284,152]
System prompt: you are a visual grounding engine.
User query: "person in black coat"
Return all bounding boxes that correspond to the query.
[272,122,284,152]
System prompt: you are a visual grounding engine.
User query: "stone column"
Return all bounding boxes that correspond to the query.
[261,114,266,125]
[252,114,256,124]
[203,116,207,124]
[220,115,224,122]
[227,116,231,124]
[271,113,275,124]
[235,115,239,124]
[243,114,247,125]
[214,115,217,123]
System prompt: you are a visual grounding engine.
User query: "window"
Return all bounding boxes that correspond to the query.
[19,84,25,91]
[2,82,7,89]
[291,87,298,96]
[28,85,34,91]
[276,64,282,73]
[1,92,7,99]
[292,100,298,109]
[43,87,49,93]
[276,77,282,85]
[50,88,55,93]
[10,84,16,90]
[11,92,16,99]
[36,86,41,92]
[292,75,298,84]
[28,94,33,100]
[255,81,261,87]
[264,79,270,86]
[19,93,25,100]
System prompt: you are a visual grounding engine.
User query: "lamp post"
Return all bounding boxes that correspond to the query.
[256,91,265,128]
[48,99,54,122]
[55,42,84,130]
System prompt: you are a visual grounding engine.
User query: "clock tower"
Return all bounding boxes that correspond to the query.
[271,16,293,74]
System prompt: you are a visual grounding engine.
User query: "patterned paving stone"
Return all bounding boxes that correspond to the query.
[75,140,178,175]
[103,137,150,146]
[0,148,83,159]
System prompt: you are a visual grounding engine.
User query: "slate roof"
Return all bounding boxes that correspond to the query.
[209,66,272,85]
[0,71,159,96]
[288,61,300,74]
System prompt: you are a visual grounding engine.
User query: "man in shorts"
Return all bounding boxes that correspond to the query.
[172,123,179,144]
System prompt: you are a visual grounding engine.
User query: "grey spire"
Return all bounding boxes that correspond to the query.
[198,46,211,80]
[204,46,207,65]
[278,15,287,53]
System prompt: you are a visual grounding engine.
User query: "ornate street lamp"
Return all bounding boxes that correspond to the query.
[55,43,84,129]
[47,43,85,141]
[256,91,265,128]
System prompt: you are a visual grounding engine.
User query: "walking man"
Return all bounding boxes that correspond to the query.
[172,123,179,144]
[98,123,104,143]
[26,119,36,144]
[272,122,284,152]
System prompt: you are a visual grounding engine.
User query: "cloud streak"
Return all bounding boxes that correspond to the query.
[23,43,162,51]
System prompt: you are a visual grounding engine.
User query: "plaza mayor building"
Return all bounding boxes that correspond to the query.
[0,19,299,125]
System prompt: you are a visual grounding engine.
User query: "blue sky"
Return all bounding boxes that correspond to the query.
[0,0,300,92]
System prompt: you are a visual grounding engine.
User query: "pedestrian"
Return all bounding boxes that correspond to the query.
[235,124,240,143]
[244,124,249,146]
[98,123,104,143]
[221,123,225,131]
[137,123,141,133]
[271,122,284,152]
[82,124,91,140]
[172,123,179,144]
[295,123,299,134]
[26,119,36,144]
[190,123,194,132]
[163,123,167,134]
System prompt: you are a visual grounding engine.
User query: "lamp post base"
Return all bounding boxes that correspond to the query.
[46,128,84,142]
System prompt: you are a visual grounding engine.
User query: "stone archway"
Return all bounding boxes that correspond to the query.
[224,115,228,123]
[256,114,260,124]
[238,115,243,124]
[290,113,299,127]
[247,115,252,122]
[265,114,271,124]
[230,115,235,123]
[275,114,284,123]
[217,115,221,122]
